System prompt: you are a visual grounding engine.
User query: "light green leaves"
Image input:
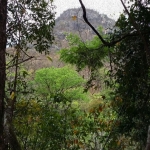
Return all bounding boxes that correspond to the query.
[34,66,88,102]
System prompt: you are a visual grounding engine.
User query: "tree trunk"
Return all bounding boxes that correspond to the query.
[146,126,150,150]
[0,0,7,149]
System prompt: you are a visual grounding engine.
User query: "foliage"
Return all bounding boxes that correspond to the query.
[59,27,110,71]
[34,66,88,102]
[7,0,55,53]
[14,98,72,150]
[112,1,150,147]
[14,92,119,150]
[12,64,118,150]
[4,0,150,149]
[74,1,150,148]
[2,0,56,149]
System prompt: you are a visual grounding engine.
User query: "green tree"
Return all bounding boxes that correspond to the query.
[12,70,88,150]
[77,0,150,148]
[59,27,111,91]
[34,66,88,102]
[0,0,55,149]
[60,27,109,71]
[112,2,150,148]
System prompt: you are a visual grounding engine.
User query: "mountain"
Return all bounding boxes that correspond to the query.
[54,8,115,35]
[7,8,116,71]
[53,8,115,50]
[25,8,115,52]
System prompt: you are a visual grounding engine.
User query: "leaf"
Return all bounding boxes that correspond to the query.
[10,91,15,100]
[22,70,28,78]
[46,56,53,62]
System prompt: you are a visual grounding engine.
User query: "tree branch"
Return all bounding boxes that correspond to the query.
[120,0,150,64]
[79,0,108,45]
[79,0,150,54]
[5,56,34,69]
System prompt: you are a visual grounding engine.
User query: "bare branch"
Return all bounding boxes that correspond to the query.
[6,56,34,69]
[79,0,108,45]
[79,0,150,57]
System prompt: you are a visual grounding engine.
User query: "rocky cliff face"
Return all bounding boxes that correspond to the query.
[55,8,115,32]
[53,8,115,50]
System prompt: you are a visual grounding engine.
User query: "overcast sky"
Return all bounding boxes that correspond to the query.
[54,0,124,20]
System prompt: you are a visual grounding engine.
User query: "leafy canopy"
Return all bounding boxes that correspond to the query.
[59,26,110,71]
[7,0,55,53]
[34,66,88,102]
[112,0,150,146]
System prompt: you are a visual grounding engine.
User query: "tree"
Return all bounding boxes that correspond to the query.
[34,66,87,102]
[0,0,55,149]
[59,27,111,91]
[60,27,109,71]
[112,3,150,148]
[13,66,101,149]
[0,0,7,149]
[78,0,150,149]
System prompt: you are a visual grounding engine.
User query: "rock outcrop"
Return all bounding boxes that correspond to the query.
[53,8,115,49]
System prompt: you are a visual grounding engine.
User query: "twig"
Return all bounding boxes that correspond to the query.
[6,56,34,69]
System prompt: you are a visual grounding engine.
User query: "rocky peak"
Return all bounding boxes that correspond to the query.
[53,8,115,48]
[55,8,115,33]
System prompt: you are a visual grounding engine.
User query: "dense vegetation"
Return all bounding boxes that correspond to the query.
[0,0,150,149]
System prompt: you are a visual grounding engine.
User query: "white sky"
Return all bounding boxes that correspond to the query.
[54,0,124,20]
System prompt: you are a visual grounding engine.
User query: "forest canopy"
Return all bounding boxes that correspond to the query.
[0,0,150,149]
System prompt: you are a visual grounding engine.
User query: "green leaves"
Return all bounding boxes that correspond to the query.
[59,27,111,71]
[7,0,55,53]
[34,66,87,102]
[112,1,150,146]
